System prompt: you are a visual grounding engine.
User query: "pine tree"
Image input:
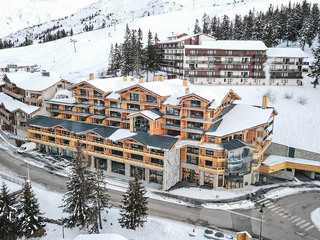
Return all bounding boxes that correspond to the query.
[193,19,201,34]
[91,164,110,231]
[143,30,155,82]
[220,15,231,40]
[107,43,116,75]
[61,140,94,229]
[209,16,219,38]
[0,182,20,240]
[308,40,320,88]
[118,169,148,230]
[19,181,46,238]
[122,24,133,76]
[153,33,161,73]
[202,13,210,34]
[233,14,243,40]
[135,28,144,76]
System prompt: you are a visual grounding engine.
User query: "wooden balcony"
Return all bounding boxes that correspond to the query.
[3,88,24,99]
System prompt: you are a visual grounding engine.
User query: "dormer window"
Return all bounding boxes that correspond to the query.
[190,100,201,108]
[130,93,139,102]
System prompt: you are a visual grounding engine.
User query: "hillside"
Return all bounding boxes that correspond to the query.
[0,0,319,154]
[0,0,183,47]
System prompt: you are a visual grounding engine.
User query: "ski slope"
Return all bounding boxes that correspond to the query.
[0,0,319,154]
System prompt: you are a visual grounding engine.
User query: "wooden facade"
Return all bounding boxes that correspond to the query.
[40,78,279,189]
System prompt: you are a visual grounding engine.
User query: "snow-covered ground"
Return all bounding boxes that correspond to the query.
[311,208,320,231]
[0,175,236,240]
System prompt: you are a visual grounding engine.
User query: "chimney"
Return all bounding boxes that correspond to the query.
[89,73,94,80]
[183,79,188,87]
[123,76,127,81]
[262,94,268,109]
[154,75,159,82]
[130,77,135,82]
[159,75,164,82]
[185,87,189,94]
[139,77,145,84]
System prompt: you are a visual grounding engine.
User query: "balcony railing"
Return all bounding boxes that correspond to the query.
[3,88,24,99]
[182,103,206,110]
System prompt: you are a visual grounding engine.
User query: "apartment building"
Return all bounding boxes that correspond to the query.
[266,48,307,86]
[184,40,267,85]
[29,77,277,190]
[2,71,70,107]
[159,33,307,86]
[159,33,216,78]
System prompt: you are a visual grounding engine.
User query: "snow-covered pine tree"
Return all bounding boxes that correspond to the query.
[135,28,144,77]
[232,14,243,40]
[61,140,94,229]
[193,19,201,34]
[209,16,219,38]
[0,182,21,240]
[19,181,46,238]
[107,43,116,75]
[308,39,320,88]
[220,15,231,40]
[91,163,110,230]
[202,13,210,34]
[143,30,155,82]
[118,169,148,230]
[153,33,162,73]
[242,10,254,40]
[114,43,123,75]
[122,24,133,76]
[310,4,319,36]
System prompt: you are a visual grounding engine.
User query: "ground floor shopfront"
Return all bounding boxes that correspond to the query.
[39,143,165,186]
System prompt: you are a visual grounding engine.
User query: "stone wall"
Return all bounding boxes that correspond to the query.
[163,149,180,190]
[266,142,320,162]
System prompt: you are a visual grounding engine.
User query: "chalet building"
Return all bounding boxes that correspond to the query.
[0,63,38,73]
[29,77,278,190]
[266,48,308,86]
[159,33,308,86]
[0,92,45,138]
[2,72,70,107]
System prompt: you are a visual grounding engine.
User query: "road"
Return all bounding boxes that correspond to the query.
[0,148,319,240]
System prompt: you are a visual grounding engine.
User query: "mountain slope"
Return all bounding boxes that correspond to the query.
[0,0,100,38]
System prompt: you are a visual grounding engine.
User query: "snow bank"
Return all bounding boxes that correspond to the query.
[311,208,320,231]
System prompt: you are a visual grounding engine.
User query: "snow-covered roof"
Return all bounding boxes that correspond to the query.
[174,140,223,151]
[106,92,121,100]
[206,104,274,137]
[267,48,308,58]
[0,92,39,114]
[262,155,320,167]
[107,129,137,142]
[84,76,139,93]
[129,109,162,121]
[47,89,76,104]
[159,33,197,44]
[6,72,66,91]
[185,40,267,50]
[74,234,128,240]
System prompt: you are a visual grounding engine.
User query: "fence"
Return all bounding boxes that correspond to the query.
[0,172,25,186]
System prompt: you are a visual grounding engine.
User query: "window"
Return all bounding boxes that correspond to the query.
[133,116,150,133]
[146,95,157,103]
[166,107,180,116]
[206,150,214,156]
[190,100,201,108]
[207,50,213,54]
[207,71,213,76]
[130,93,139,102]
[187,147,199,154]
[186,155,199,165]
[234,134,243,140]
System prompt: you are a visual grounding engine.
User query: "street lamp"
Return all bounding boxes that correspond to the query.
[259,203,265,240]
